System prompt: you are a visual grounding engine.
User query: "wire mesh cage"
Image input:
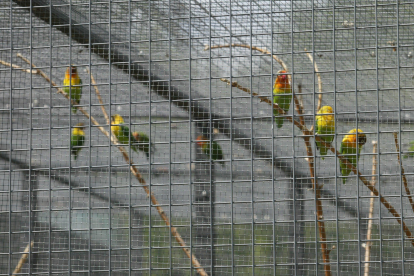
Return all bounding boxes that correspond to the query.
[1,0,414,275]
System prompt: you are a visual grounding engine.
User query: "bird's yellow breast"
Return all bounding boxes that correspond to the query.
[317,114,335,128]
[64,73,81,86]
[72,128,85,136]
[111,125,121,136]
[342,135,358,149]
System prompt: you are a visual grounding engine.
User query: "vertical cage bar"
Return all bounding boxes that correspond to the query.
[87,1,92,275]
[148,1,153,274]
[229,2,235,276]
[8,0,13,274]
[108,0,112,274]
[396,1,405,275]
[249,1,254,275]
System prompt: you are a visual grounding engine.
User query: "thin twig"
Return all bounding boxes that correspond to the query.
[364,141,377,276]
[86,66,110,125]
[302,135,331,276]
[304,48,323,112]
[294,84,306,127]
[9,55,208,276]
[0,60,37,74]
[12,241,34,276]
[205,43,291,82]
[222,76,414,247]
[296,84,305,115]
[220,78,309,134]
[394,132,414,212]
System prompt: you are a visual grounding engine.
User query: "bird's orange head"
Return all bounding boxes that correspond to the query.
[274,70,290,90]
[65,65,79,78]
[75,123,85,130]
[343,128,367,148]
[196,135,207,146]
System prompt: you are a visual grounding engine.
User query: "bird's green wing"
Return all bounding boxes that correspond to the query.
[71,134,85,160]
[212,141,225,166]
[316,125,334,158]
[403,142,414,159]
[273,91,292,129]
[135,132,151,158]
[339,143,357,184]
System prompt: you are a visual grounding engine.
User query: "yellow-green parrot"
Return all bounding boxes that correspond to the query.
[339,128,367,184]
[273,70,292,128]
[403,141,414,159]
[63,65,82,114]
[132,131,154,159]
[111,114,139,153]
[196,135,225,166]
[71,123,85,160]
[315,106,335,159]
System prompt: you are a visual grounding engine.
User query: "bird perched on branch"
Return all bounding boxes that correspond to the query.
[63,65,82,114]
[273,70,292,128]
[196,135,224,166]
[71,123,85,160]
[132,131,154,159]
[111,114,139,153]
[339,129,367,184]
[315,106,335,159]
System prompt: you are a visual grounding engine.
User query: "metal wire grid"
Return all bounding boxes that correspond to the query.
[0,0,414,275]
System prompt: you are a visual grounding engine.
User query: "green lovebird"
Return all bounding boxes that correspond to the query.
[63,65,82,114]
[132,131,154,159]
[273,70,292,128]
[196,135,225,166]
[71,123,85,160]
[111,114,139,153]
[339,128,367,184]
[315,106,335,159]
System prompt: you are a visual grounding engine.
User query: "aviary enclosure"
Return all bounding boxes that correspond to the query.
[1,1,414,275]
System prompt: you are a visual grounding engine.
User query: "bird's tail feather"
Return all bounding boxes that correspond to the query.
[275,117,284,129]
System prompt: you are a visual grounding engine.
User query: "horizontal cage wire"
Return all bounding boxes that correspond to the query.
[0,0,414,275]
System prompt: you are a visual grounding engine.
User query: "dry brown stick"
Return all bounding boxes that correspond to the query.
[222,77,414,247]
[394,132,414,212]
[294,84,306,128]
[85,66,110,125]
[302,135,331,276]
[205,43,291,83]
[12,241,34,276]
[210,44,309,130]
[12,55,209,276]
[304,48,323,112]
[0,60,38,73]
[220,78,309,134]
[364,141,378,276]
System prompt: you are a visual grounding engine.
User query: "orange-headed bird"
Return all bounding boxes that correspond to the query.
[273,70,292,128]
